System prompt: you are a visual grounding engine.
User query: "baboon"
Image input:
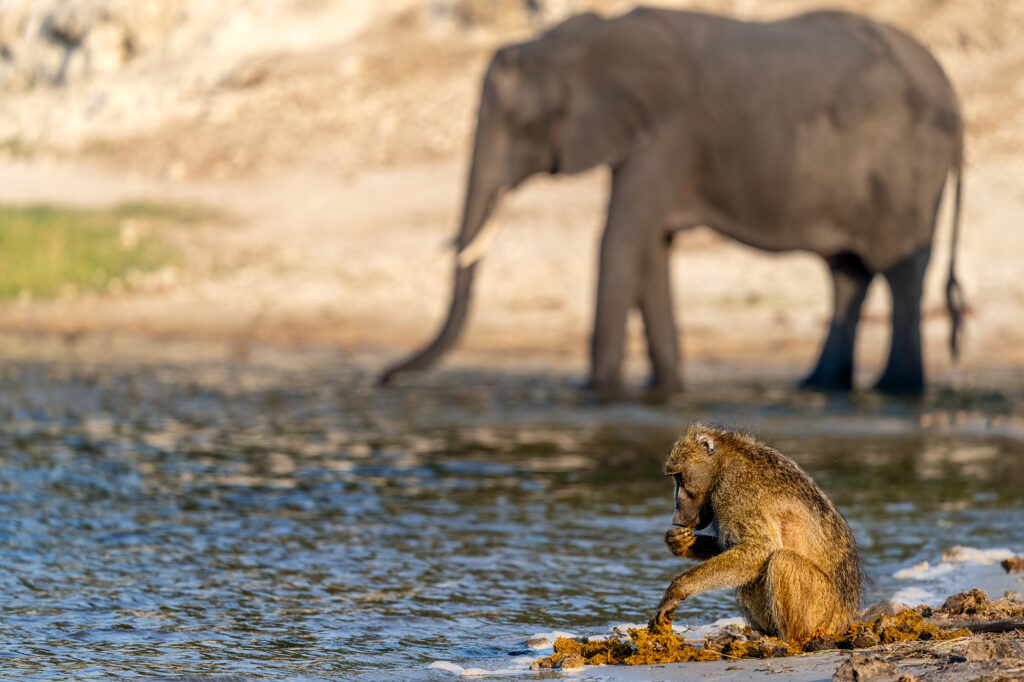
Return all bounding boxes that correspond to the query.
[649,424,862,641]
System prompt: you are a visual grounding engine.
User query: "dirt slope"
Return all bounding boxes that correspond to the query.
[1,0,1022,385]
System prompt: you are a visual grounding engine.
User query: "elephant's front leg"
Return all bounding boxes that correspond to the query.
[589,150,684,394]
[589,226,641,394]
[639,238,681,393]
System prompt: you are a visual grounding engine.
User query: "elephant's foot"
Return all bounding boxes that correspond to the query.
[874,366,924,395]
[643,373,682,401]
[581,375,625,400]
[798,365,853,392]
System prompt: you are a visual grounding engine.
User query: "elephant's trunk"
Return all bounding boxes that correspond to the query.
[378,262,478,385]
[378,104,508,386]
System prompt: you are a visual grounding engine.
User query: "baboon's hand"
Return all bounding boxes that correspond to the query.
[648,596,679,633]
[665,527,696,557]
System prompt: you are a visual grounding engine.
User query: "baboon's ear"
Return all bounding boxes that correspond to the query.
[696,434,716,455]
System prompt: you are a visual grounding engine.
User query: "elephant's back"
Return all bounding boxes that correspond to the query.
[784,12,962,266]
[679,9,962,267]
[783,11,961,129]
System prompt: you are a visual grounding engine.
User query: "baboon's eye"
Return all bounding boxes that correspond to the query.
[673,473,693,498]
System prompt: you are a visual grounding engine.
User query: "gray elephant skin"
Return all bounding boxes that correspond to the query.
[380,7,965,394]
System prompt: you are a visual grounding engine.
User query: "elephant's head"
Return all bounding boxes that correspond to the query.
[379,10,686,384]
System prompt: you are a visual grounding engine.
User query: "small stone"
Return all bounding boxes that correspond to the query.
[757,639,793,658]
[965,635,1024,662]
[851,630,880,649]
[526,635,551,649]
[804,631,838,652]
[861,600,908,622]
[558,653,585,672]
[832,652,898,681]
[941,588,990,616]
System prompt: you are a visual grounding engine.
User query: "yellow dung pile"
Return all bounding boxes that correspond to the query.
[533,610,968,669]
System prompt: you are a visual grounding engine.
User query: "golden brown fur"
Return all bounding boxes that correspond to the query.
[650,424,862,641]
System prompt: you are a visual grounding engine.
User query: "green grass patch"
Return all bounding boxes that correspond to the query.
[0,136,35,159]
[0,202,211,299]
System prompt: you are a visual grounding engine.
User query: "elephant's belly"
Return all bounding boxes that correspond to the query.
[692,208,845,257]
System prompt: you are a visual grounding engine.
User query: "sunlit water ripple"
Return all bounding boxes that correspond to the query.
[1,358,1022,680]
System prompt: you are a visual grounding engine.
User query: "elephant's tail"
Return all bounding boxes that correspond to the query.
[945,168,965,359]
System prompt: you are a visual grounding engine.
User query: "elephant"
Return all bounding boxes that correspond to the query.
[379,7,965,394]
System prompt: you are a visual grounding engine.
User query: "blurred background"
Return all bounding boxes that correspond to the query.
[0,0,1021,382]
[1,1,1023,679]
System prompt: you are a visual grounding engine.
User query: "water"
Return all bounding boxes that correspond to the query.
[1,354,1022,680]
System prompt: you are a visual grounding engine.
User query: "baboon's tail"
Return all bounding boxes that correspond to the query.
[945,168,965,359]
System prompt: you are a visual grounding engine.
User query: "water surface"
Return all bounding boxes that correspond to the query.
[1,356,1022,680]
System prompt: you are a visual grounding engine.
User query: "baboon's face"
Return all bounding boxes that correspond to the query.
[670,471,713,529]
[664,435,717,530]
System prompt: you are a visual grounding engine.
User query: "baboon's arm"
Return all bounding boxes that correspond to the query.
[651,541,773,629]
[684,534,723,561]
[666,541,772,598]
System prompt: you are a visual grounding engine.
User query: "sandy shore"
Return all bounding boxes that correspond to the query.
[2,153,1024,394]
[1,1,1023,389]
[521,563,1024,681]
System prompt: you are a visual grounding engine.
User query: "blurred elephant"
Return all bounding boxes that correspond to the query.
[380,7,965,394]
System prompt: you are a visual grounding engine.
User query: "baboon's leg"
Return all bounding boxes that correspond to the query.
[801,253,873,391]
[875,245,931,394]
[735,574,773,634]
[638,239,681,393]
[759,549,846,640]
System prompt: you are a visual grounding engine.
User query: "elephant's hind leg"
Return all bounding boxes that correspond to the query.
[801,252,873,391]
[875,245,931,394]
[638,239,681,393]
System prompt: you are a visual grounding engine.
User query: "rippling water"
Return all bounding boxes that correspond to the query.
[1,356,1022,680]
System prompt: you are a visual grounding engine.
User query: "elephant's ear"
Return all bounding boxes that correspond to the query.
[559,10,690,173]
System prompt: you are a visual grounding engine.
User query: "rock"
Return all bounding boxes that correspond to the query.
[965,635,1024,661]
[525,635,551,649]
[610,624,640,641]
[705,629,745,652]
[861,600,910,622]
[850,629,880,649]
[756,638,794,658]
[832,652,899,681]
[804,631,838,652]
[0,0,181,88]
[941,588,991,616]
[558,653,585,672]
[1002,556,1024,573]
